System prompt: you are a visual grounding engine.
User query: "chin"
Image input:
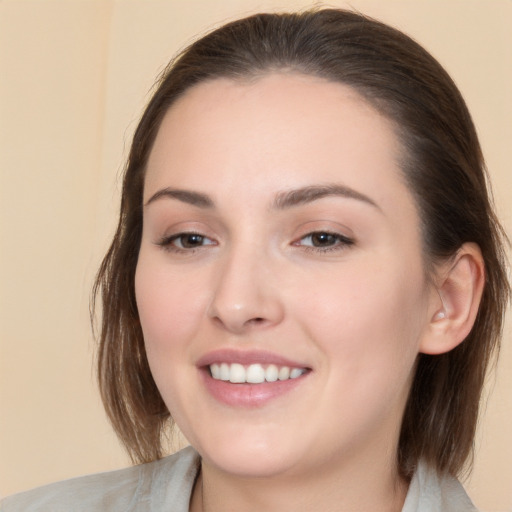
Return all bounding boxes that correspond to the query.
[190,429,304,478]
[203,449,299,478]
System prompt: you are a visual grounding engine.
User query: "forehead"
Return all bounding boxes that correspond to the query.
[144,73,411,213]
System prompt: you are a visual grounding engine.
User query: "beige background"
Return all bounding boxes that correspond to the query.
[1,0,511,509]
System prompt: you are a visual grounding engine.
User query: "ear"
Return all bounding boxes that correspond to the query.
[420,243,485,355]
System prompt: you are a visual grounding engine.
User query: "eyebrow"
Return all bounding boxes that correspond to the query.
[272,184,380,211]
[145,188,214,208]
[144,183,380,211]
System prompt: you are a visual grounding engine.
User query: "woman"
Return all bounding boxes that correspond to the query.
[2,8,509,512]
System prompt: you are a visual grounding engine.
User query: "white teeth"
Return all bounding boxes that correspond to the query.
[220,363,230,381]
[278,366,290,380]
[230,363,246,383]
[210,363,221,379]
[290,368,305,379]
[265,364,279,382]
[209,362,307,383]
[246,364,266,384]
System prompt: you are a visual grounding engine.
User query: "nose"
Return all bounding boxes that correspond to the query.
[207,247,285,334]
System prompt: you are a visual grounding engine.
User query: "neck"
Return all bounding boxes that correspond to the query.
[189,450,408,512]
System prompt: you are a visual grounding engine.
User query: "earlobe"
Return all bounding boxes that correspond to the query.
[420,243,485,355]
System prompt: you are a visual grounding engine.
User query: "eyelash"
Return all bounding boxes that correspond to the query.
[293,231,355,253]
[156,230,354,254]
[156,232,216,253]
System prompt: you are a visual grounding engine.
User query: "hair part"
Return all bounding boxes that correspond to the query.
[93,8,510,478]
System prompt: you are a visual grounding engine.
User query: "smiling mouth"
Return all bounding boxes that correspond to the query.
[209,363,308,384]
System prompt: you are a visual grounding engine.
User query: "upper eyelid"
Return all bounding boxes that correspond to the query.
[156,227,352,239]
[152,218,356,248]
[154,233,217,255]
[293,221,354,240]
[153,221,217,240]
[158,231,215,244]
[294,231,354,245]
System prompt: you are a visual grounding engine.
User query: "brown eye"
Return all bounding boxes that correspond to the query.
[296,231,354,252]
[157,232,216,251]
[310,233,338,247]
[175,234,207,248]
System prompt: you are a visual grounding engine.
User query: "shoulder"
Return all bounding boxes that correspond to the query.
[0,446,200,512]
[402,460,478,512]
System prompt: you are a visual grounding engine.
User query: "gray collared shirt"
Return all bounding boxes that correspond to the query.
[0,446,478,511]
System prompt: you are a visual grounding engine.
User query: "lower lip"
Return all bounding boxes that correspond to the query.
[200,369,309,408]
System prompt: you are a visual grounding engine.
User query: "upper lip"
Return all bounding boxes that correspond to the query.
[196,349,310,369]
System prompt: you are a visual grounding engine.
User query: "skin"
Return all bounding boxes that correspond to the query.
[135,73,467,511]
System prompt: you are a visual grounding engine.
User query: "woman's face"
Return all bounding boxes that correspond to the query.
[135,74,436,479]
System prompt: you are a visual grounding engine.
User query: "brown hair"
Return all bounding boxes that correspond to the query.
[93,9,510,478]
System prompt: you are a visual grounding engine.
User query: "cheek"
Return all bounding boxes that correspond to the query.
[294,259,427,379]
[134,255,211,421]
[134,255,207,355]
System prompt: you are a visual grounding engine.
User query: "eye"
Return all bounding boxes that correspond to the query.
[157,232,216,251]
[294,231,354,251]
